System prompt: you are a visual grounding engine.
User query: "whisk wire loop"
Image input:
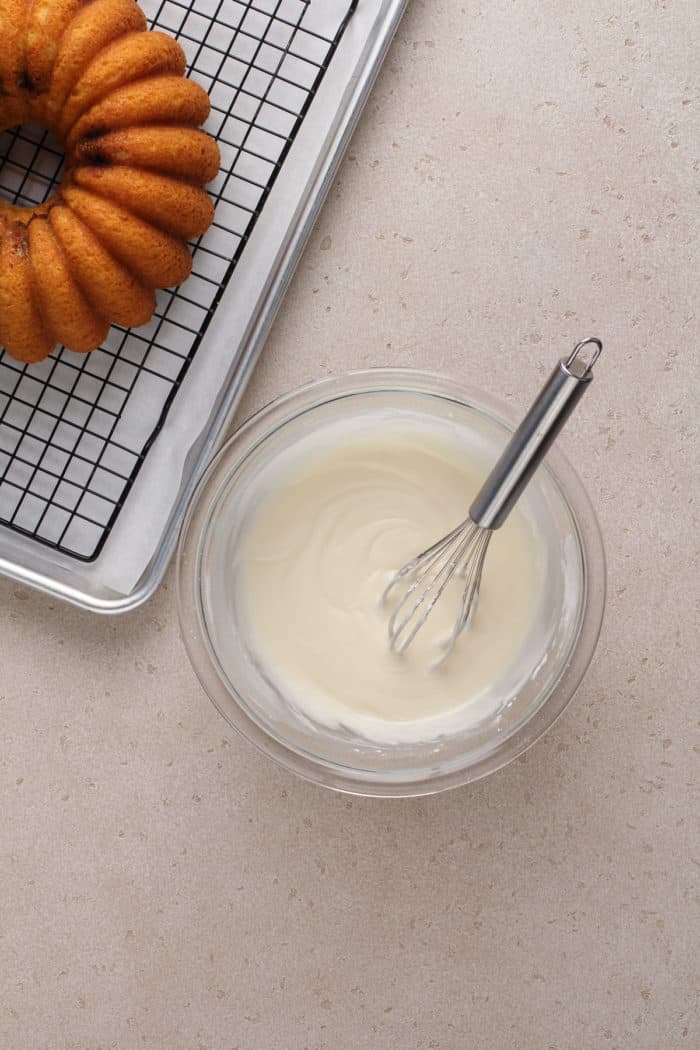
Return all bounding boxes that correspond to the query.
[385,519,479,654]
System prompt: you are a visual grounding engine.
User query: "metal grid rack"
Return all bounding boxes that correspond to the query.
[0,0,357,561]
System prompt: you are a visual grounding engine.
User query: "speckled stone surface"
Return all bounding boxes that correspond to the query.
[1,1,698,1047]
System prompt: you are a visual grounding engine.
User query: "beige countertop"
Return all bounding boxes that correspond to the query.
[1,1,698,1047]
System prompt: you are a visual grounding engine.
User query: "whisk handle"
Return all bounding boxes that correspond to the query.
[469,338,602,530]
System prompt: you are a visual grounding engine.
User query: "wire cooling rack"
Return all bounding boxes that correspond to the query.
[0,0,357,561]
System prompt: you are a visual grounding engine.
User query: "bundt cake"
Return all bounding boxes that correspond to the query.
[0,0,220,364]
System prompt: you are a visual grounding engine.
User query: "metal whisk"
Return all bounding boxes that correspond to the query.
[384,338,602,663]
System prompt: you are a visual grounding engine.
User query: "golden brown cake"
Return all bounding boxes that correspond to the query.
[0,0,220,363]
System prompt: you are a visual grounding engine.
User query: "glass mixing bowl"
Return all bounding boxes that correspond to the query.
[176,370,606,797]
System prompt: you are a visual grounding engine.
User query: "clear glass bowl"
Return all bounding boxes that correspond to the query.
[176,370,606,797]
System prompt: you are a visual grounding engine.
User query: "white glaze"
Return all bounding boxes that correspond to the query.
[237,419,545,743]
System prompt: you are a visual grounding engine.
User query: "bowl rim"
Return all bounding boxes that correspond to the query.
[176,367,607,797]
